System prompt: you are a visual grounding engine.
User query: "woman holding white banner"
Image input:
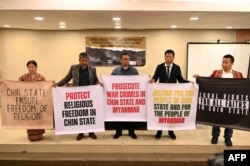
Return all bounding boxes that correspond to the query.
[18,60,46,141]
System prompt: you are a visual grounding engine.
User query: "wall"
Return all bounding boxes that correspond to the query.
[0,29,237,83]
[237,30,250,42]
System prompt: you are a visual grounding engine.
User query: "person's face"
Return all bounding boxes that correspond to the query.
[79,57,89,68]
[165,53,174,65]
[120,54,130,67]
[222,57,233,72]
[27,63,37,74]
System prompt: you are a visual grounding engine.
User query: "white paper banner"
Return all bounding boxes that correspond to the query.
[147,83,199,130]
[101,75,148,122]
[52,85,104,135]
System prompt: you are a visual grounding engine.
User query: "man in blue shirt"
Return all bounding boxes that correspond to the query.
[111,52,139,139]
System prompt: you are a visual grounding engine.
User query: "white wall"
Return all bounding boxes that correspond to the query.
[0,29,237,83]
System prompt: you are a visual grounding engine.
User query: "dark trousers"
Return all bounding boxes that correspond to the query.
[156,130,174,134]
[212,126,233,140]
[115,122,135,135]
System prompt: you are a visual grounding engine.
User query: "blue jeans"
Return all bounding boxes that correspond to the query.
[212,126,233,140]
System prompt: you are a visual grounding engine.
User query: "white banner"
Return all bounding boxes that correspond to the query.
[101,75,148,121]
[52,85,104,135]
[147,83,199,130]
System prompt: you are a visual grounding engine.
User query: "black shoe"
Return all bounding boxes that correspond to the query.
[113,133,121,139]
[129,133,137,139]
[89,133,97,139]
[155,131,162,139]
[76,133,84,141]
[211,137,218,144]
[225,139,233,147]
[169,131,176,140]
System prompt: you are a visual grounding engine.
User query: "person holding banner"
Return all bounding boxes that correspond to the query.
[111,52,139,139]
[194,54,243,146]
[56,52,100,141]
[149,49,189,140]
[18,60,46,141]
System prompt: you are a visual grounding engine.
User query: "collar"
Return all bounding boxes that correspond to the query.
[79,65,89,70]
[165,63,173,67]
[222,69,233,74]
[121,65,130,71]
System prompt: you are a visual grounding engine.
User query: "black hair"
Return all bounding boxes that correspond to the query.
[223,54,234,63]
[164,49,175,57]
[26,60,37,67]
[79,52,89,59]
[120,52,130,59]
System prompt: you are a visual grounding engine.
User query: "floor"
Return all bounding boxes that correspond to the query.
[0,108,250,166]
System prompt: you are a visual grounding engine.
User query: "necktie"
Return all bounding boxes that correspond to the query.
[166,66,170,79]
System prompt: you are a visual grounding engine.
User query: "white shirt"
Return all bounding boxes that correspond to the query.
[222,69,233,78]
[165,63,173,74]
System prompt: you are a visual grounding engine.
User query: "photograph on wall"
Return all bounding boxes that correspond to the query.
[86,36,146,66]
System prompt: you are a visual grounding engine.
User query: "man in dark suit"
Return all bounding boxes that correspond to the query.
[149,49,189,140]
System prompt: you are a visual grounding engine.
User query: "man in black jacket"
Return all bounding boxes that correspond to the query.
[57,52,100,141]
[149,49,189,140]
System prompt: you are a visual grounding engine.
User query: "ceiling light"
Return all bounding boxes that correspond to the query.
[3,24,11,28]
[170,25,177,28]
[113,17,121,21]
[190,17,199,21]
[59,21,66,26]
[226,26,233,29]
[34,17,44,21]
[115,25,121,29]
[59,25,66,29]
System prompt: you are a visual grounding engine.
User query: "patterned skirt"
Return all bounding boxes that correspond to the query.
[27,129,45,141]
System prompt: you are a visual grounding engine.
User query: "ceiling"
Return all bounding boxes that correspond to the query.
[1,0,250,30]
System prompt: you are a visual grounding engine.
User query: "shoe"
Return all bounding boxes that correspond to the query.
[169,131,176,140]
[76,133,84,141]
[211,137,218,144]
[89,133,97,139]
[225,139,233,147]
[129,133,137,139]
[113,133,121,139]
[155,131,162,139]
